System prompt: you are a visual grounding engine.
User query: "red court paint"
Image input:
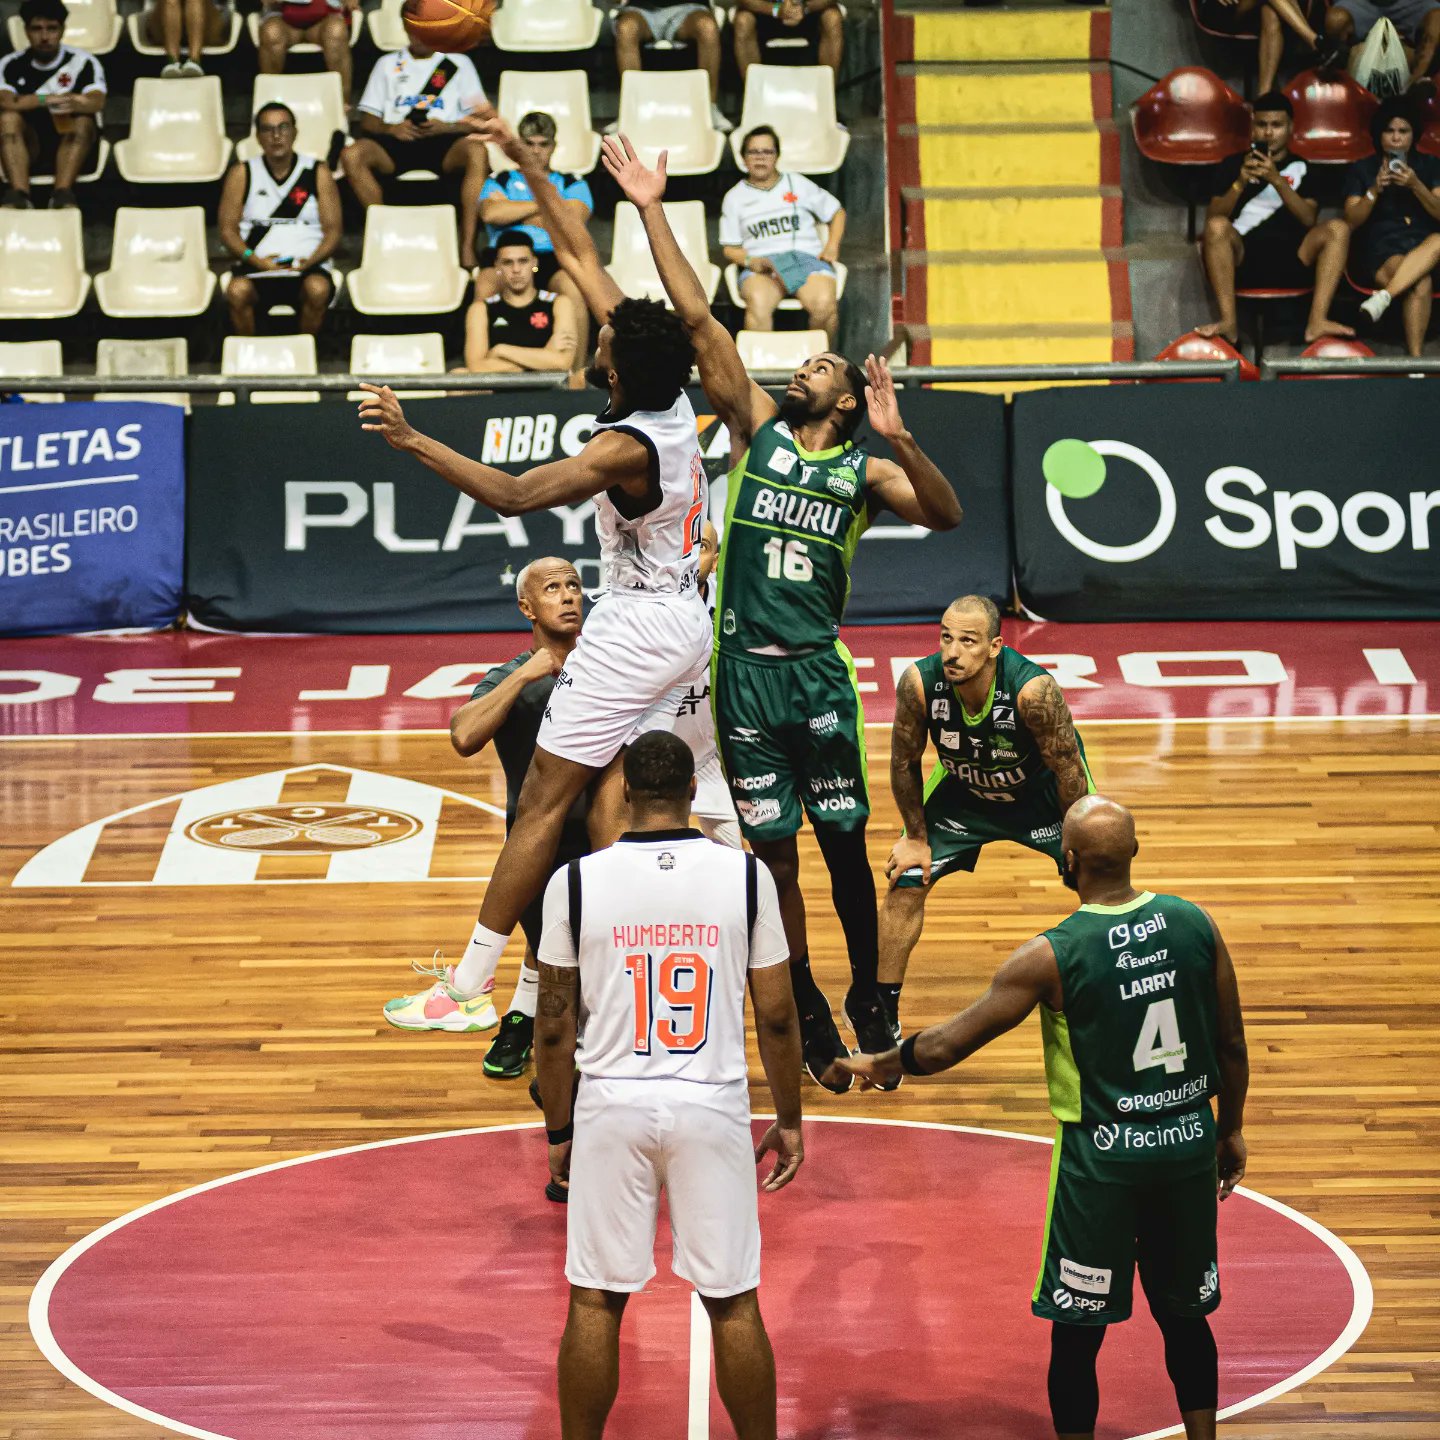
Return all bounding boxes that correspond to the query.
[34,1120,1367,1440]
[0,621,1434,737]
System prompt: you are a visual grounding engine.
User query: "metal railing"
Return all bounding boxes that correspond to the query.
[1260,356,1440,380]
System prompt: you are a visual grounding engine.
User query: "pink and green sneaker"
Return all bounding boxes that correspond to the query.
[383,954,498,1033]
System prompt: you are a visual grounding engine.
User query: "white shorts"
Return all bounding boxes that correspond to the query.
[566,1076,761,1298]
[694,751,740,841]
[538,590,713,770]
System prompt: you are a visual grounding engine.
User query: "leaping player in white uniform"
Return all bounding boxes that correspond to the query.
[535,730,803,1440]
[359,103,714,1018]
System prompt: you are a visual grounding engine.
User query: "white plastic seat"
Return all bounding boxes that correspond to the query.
[728,64,849,174]
[94,206,216,319]
[20,139,111,189]
[348,205,469,315]
[245,7,361,52]
[0,210,90,320]
[126,5,241,57]
[615,70,724,176]
[486,69,601,176]
[219,334,319,404]
[366,0,408,51]
[114,76,231,183]
[490,0,602,53]
[608,200,719,304]
[7,0,122,55]
[0,339,65,402]
[350,331,447,399]
[94,336,190,410]
[235,73,350,169]
[723,221,847,310]
[735,328,828,371]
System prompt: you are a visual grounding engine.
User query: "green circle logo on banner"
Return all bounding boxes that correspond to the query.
[1042,439,1107,499]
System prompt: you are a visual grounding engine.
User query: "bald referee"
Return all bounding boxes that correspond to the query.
[833,795,1249,1440]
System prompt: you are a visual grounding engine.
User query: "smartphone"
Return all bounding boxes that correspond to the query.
[1387,154,1405,173]
[1250,141,1266,155]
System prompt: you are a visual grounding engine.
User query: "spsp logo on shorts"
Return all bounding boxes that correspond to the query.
[1051,1288,1074,1311]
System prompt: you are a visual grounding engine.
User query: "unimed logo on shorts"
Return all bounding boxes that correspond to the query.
[1060,1258,1112,1295]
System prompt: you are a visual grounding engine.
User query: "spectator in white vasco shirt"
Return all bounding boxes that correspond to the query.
[346,44,490,269]
[719,123,846,344]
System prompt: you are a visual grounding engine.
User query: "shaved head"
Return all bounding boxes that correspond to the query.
[943,594,1001,643]
[516,556,577,602]
[1061,794,1138,889]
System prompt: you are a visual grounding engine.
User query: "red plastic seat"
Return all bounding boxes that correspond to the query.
[1151,331,1260,382]
[1235,286,1313,300]
[1284,334,1377,380]
[1417,85,1440,159]
[1132,67,1250,165]
[1285,68,1378,163]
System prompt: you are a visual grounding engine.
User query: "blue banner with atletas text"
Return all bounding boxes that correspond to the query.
[0,401,185,636]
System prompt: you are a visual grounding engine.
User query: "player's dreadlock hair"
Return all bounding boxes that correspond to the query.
[608,298,696,413]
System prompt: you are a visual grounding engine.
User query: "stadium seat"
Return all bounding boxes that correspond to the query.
[350,331,447,399]
[1234,286,1313,359]
[0,209,90,321]
[94,206,216,319]
[724,220,847,310]
[94,336,190,409]
[487,69,601,176]
[114,77,231,184]
[615,70,725,176]
[219,334,320,404]
[235,73,349,171]
[490,0,603,53]
[6,0,122,55]
[1132,68,1249,166]
[1419,85,1440,159]
[1152,330,1259,381]
[366,0,407,49]
[729,64,849,174]
[126,5,241,58]
[348,205,469,315]
[5,139,110,190]
[735,329,828,370]
[244,7,361,52]
[1284,334,1376,378]
[1285,69,1377,163]
[0,339,65,403]
[608,200,720,303]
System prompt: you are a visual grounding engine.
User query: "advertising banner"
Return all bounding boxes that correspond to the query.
[1012,380,1440,621]
[186,387,1007,634]
[0,402,185,637]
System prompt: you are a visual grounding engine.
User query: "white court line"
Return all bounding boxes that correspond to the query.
[0,473,139,495]
[29,1117,1373,1440]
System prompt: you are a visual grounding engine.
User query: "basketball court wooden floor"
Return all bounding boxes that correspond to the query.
[1,620,1436,1438]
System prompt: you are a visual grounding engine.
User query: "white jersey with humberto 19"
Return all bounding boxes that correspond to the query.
[539,832,788,1084]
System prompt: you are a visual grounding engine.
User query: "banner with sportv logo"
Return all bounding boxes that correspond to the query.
[186,389,1008,633]
[1011,380,1440,621]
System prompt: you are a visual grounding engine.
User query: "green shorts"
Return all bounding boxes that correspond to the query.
[894,772,1065,888]
[1032,1145,1220,1326]
[713,643,869,841]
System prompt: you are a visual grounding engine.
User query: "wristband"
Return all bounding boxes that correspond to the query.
[546,1122,574,1144]
[898,1034,928,1077]
[772,2,781,14]
[242,247,254,259]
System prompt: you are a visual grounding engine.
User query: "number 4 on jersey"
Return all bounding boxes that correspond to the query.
[1132,997,1188,1075]
[626,951,713,1054]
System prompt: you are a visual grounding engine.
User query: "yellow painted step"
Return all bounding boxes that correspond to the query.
[912,10,1094,64]
[930,334,1116,367]
[917,131,1102,190]
[914,70,1097,128]
[921,195,1105,253]
[926,260,1113,328]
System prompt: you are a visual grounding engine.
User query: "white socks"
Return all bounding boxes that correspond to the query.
[452,922,508,997]
[1361,290,1393,322]
[508,961,540,1019]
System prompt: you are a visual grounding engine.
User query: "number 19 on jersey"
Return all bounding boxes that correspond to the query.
[625,951,714,1055]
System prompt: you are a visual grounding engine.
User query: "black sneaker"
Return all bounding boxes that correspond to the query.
[49,188,79,210]
[878,990,903,1048]
[1,187,32,210]
[799,999,853,1093]
[482,1010,533,1078]
[845,986,902,1091]
[1314,33,1347,74]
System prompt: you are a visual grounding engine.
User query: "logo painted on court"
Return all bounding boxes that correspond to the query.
[185,804,422,856]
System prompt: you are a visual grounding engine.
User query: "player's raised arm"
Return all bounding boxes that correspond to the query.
[1017,673,1093,815]
[601,134,774,450]
[1207,912,1249,1199]
[885,664,933,888]
[859,355,963,532]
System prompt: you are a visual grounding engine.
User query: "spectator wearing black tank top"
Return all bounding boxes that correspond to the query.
[461,228,581,375]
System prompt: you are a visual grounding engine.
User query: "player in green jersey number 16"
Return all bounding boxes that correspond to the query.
[832,796,1250,1440]
[601,134,963,1090]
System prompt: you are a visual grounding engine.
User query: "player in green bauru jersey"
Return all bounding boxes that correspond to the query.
[602,135,963,1089]
[833,796,1250,1440]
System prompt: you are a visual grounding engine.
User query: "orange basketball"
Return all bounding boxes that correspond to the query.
[401,0,494,51]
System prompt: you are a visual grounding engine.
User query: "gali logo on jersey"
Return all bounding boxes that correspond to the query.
[12,763,505,888]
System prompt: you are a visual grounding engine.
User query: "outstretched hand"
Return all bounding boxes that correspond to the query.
[824,1051,903,1092]
[358,383,418,452]
[863,353,905,441]
[601,133,668,210]
[468,103,526,165]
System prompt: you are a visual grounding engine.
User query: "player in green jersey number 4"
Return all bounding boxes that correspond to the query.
[833,796,1250,1440]
[602,135,963,1090]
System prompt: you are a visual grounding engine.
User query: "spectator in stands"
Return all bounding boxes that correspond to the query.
[348,41,490,269]
[1325,0,1440,90]
[733,0,844,78]
[719,124,845,343]
[1198,91,1355,345]
[219,102,342,336]
[0,0,105,210]
[1344,98,1440,354]
[1195,1,1341,96]
[611,1,731,133]
[475,110,589,318]
[461,229,581,374]
[257,0,358,106]
[144,0,234,77]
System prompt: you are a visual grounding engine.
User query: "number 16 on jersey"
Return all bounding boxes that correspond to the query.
[626,951,713,1055]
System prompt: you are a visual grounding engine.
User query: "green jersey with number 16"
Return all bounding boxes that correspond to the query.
[714,416,872,654]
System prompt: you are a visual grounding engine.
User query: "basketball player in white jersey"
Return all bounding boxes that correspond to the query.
[359,103,713,1023]
[535,731,803,1440]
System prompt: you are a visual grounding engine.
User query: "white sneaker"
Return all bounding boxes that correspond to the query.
[1360,290,1392,323]
[603,118,620,136]
[160,61,185,77]
[710,104,734,134]
[181,58,203,76]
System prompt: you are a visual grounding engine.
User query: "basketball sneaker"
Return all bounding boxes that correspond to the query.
[799,998,853,1093]
[382,953,498,1033]
[483,1010,534,1078]
[845,986,901,1091]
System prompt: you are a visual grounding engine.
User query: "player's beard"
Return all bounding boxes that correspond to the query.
[778,391,821,427]
[584,363,610,391]
[1061,860,1079,892]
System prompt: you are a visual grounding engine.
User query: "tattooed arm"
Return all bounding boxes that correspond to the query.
[1017,673,1091,814]
[885,664,934,887]
[535,961,579,1190]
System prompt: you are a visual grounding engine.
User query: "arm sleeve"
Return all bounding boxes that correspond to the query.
[718,185,742,248]
[748,861,790,971]
[799,174,841,224]
[356,58,386,118]
[469,653,524,701]
[0,58,17,94]
[80,55,107,95]
[537,866,578,968]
